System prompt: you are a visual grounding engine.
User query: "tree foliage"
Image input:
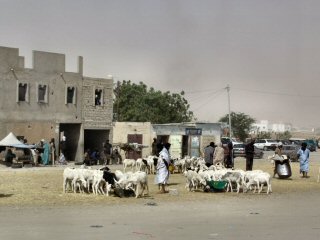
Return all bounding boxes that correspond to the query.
[257,131,272,139]
[113,80,194,123]
[219,112,255,142]
[276,131,292,140]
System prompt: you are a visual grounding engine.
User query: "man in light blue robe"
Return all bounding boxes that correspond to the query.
[297,142,310,178]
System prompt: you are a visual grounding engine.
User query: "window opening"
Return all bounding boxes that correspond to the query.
[18,83,27,101]
[67,87,75,104]
[38,84,47,102]
[95,89,102,106]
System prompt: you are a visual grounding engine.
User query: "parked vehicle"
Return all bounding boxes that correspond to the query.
[233,143,245,158]
[254,147,264,159]
[254,139,279,151]
[289,138,306,146]
[289,138,317,152]
[281,144,300,162]
[305,139,317,152]
[221,137,239,145]
[233,143,264,159]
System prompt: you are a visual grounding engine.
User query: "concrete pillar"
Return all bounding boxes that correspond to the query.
[78,56,83,76]
[75,124,84,164]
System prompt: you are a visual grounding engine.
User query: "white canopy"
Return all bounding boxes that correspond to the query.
[0,132,36,148]
[0,132,23,146]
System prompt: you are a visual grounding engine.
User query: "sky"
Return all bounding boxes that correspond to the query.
[1,0,320,129]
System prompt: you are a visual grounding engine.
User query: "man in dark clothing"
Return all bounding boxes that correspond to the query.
[151,138,157,156]
[204,142,215,168]
[103,140,112,165]
[245,139,255,171]
[156,141,163,157]
[5,149,16,167]
[225,141,234,168]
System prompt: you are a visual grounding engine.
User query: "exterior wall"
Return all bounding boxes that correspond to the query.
[113,122,154,159]
[0,46,114,162]
[153,122,222,158]
[5,121,56,144]
[82,76,113,130]
[252,120,292,134]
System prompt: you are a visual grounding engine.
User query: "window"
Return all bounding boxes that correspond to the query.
[36,83,48,103]
[16,82,29,102]
[94,88,103,106]
[65,86,76,104]
[37,84,48,103]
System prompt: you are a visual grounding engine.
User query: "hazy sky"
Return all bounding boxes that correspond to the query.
[1,0,320,128]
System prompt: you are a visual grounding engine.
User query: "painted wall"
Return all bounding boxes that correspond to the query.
[113,122,154,159]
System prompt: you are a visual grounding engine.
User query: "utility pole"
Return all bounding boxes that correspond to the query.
[116,81,120,121]
[226,84,232,139]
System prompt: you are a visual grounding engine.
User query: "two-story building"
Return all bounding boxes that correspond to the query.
[0,46,113,162]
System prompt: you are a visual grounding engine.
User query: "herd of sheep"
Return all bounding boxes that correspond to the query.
[63,155,272,198]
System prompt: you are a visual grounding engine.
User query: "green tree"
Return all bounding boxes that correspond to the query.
[257,131,272,139]
[113,80,194,123]
[219,112,255,142]
[276,131,292,140]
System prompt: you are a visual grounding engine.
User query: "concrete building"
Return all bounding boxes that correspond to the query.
[112,122,222,160]
[113,122,154,160]
[152,122,222,158]
[0,46,113,162]
[251,120,292,134]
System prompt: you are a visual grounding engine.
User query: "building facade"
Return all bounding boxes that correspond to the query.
[0,46,113,162]
[251,120,292,134]
[152,122,222,158]
[112,122,223,160]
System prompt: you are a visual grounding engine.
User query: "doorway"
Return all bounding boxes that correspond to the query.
[59,124,81,161]
[84,129,110,154]
[127,134,142,159]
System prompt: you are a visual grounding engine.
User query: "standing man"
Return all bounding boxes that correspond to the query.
[297,142,310,178]
[213,143,225,165]
[155,143,171,193]
[41,139,50,165]
[225,141,234,168]
[60,136,67,160]
[151,138,157,156]
[245,139,255,171]
[204,142,215,167]
[103,139,113,165]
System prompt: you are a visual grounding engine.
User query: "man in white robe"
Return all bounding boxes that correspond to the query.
[155,143,171,193]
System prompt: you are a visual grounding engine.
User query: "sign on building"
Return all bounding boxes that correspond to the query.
[185,128,202,135]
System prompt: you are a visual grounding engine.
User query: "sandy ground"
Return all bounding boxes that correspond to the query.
[1,151,320,240]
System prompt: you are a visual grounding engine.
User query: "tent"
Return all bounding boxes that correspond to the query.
[0,132,37,165]
[0,132,35,148]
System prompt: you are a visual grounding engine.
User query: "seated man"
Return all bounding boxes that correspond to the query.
[90,149,99,165]
[58,153,67,165]
[83,149,92,166]
[5,148,16,167]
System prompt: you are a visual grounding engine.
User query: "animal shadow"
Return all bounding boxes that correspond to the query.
[0,193,14,198]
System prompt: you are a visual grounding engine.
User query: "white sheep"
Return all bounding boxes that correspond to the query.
[222,170,245,193]
[245,171,272,194]
[146,155,157,174]
[114,171,149,198]
[123,159,136,172]
[63,167,86,193]
[183,170,206,191]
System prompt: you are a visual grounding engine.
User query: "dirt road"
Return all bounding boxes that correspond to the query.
[1,192,320,240]
[1,151,320,240]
